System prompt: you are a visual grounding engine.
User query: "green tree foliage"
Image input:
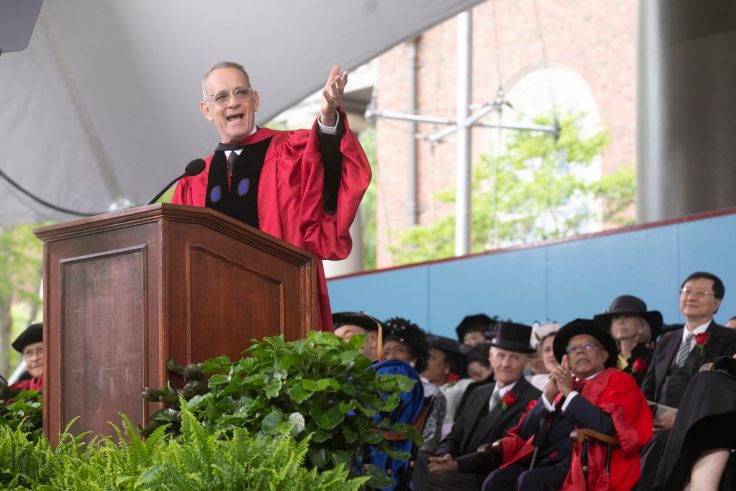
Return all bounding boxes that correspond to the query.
[359,128,378,270]
[0,225,43,375]
[390,113,635,265]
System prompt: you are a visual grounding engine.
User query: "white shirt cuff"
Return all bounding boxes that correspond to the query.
[317,112,340,134]
[561,391,579,412]
[542,394,556,412]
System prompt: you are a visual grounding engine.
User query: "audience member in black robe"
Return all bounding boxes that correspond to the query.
[654,355,736,491]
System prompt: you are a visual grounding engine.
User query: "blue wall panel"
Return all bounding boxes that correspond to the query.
[328,265,432,329]
[426,247,547,333]
[328,211,736,339]
[546,226,680,325]
[676,215,736,320]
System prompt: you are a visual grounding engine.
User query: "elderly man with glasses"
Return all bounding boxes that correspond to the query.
[637,271,736,489]
[9,323,44,391]
[483,318,652,491]
[172,62,371,330]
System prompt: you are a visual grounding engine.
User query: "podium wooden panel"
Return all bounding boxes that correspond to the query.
[34,204,317,442]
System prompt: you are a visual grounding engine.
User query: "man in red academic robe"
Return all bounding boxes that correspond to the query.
[172,62,371,330]
[483,318,652,491]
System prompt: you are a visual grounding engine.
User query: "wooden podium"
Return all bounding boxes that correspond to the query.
[34,204,317,441]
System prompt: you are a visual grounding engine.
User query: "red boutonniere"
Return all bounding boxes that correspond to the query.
[632,357,648,375]
[694,332,710,353]
[500,392,518,411]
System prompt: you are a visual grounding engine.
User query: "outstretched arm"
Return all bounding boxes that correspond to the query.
[320,65,348,127]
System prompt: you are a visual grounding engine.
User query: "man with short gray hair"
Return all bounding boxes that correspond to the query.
[173,62,371,330]
[420,322,541,490]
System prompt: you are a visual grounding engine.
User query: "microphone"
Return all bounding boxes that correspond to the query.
[147,159,206,205]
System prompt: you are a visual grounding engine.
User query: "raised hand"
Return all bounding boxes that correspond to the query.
[320,65,348,127]
[550,354,575,396]
[543,373,560,403]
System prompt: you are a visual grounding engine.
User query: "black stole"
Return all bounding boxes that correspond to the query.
[204,137,272,228]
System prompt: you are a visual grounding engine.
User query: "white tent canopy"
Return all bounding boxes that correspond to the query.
[0,0,482,226]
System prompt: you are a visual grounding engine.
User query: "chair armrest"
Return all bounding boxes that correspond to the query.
[570,428,619,446]
[382,395,434,442]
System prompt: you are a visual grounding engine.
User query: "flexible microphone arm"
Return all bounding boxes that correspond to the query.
[146,159,206,205]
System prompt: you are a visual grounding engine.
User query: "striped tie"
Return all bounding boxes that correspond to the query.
[227,150,239,172]
[488,390,501,412]
[675,333,694,366]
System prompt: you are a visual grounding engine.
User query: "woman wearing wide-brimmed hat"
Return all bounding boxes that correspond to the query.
[594,295,662,386]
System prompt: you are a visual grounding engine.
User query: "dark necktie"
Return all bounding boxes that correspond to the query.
[227,151,239,172]
[215,142,246,172]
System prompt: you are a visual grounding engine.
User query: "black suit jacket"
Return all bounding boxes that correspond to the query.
[437,376,541,473]
[641,320,736,404]
[520,392,616,464]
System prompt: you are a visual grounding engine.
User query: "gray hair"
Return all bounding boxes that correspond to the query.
[201,61,251,100]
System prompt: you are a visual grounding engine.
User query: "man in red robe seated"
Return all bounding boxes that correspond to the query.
[9,323,43,391]
[483,318,652,490]
[172,62,371,330]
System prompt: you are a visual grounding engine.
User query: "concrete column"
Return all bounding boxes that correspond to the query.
[637,0,736,222]
[455,10,472,256]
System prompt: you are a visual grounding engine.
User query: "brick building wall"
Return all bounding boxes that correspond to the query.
[374,0,636,267]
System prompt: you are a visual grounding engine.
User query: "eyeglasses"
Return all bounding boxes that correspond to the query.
[565,342,599,354]
[680,288,715,298]
[22,347,43,359]
[205,87,254,107]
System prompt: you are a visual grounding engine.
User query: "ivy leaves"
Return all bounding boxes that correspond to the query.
[0,382,42,439]
[144,331,421,487]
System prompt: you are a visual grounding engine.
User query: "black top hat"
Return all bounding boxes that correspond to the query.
[455,314,496,342]
[489,321,536,354]
[593,295,663,339]
[553,318,617,368]
[12,323,42,353]
[332,311,382,332]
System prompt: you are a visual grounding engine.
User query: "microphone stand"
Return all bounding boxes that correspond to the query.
[147,173,186,205]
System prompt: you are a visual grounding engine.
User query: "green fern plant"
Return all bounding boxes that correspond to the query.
[137,407,367,490]
[0,409,366,490]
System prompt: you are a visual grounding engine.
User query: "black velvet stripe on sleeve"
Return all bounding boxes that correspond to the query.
[317,117,345,215]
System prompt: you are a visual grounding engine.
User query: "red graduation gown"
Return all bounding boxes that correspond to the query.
[10,376,43,391]
[171,109,371,330]
[500,369,652,491]
[562,368,652,491]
